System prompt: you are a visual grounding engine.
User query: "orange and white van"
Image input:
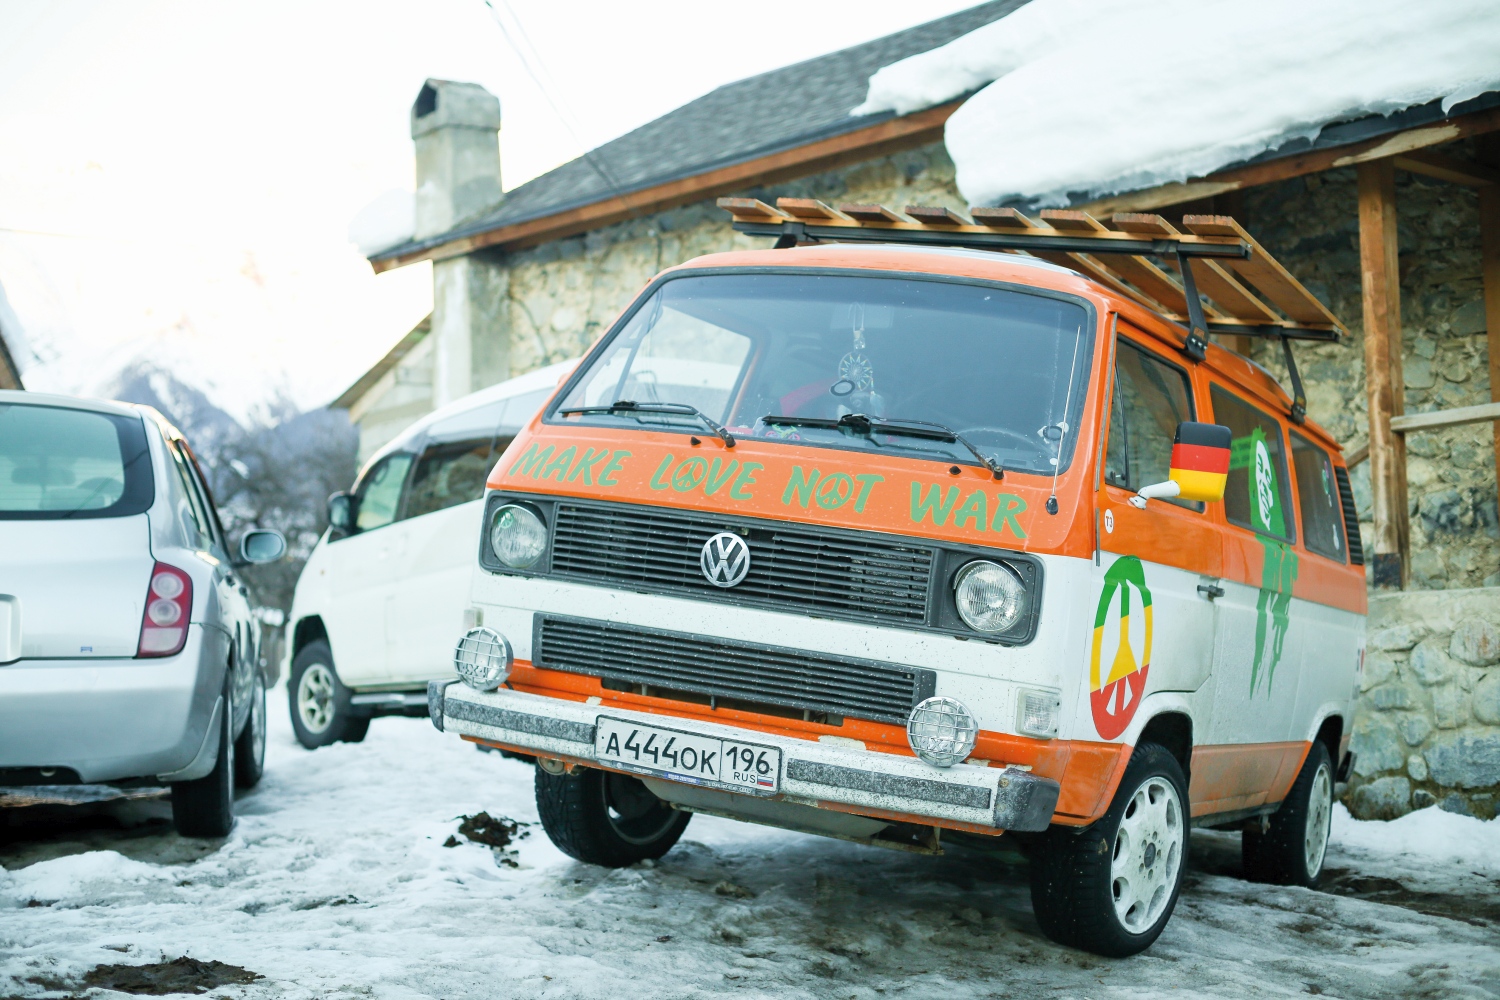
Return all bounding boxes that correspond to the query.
[427,203,1365,956]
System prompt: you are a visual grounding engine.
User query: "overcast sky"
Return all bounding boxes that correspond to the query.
[0,0,976,419]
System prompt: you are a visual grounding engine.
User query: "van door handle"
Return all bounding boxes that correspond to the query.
[1197,582,1225,601]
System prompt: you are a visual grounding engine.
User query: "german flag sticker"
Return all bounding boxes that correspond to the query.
[1169,422,1232,503]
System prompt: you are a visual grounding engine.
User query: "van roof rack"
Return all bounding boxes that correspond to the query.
[720,198,1347,424]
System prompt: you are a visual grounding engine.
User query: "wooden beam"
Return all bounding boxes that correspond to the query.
[1390,401,1500,433]
[1357,159,1409,589]
[1481,175,1500,501]
[1345,442,1370,470]
[1077,104,1500,217]
[371,100,962,272]
[1394,150,1500,188]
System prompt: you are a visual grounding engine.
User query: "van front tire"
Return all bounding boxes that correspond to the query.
[288,641,368,748]
[1243,741,1334,887]
[1029,742,1188,957]
[535,766,690,867]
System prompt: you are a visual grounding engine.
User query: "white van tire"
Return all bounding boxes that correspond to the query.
[535,766,690,867]
[1029,743,1188,957]
[1243,741,1334,888]
[288,641,368,748]
[233,671,267,789]
[171,682,236,838]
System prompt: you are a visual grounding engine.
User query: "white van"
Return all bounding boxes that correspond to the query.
[284,362,572,747]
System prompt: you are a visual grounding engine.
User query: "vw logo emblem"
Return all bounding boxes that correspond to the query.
[700,531,751,588]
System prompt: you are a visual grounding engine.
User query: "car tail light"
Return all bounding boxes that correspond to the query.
[137,563,192,658]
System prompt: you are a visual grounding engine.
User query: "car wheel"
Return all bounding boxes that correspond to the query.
[1243,741,1334,888]
[1029,742,1188,957]
[233,671,267,789]
[288,640,365,748]
[535,766,690,867]
[171,681,236,838]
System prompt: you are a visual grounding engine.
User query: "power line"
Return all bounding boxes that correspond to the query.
[478,0,634,211]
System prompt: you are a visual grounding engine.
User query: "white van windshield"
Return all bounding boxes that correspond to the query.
[551,272,1094,475]
[0,403,153,519]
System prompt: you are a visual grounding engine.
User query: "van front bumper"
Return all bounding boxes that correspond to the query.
[0,624,230,784]
[430,682,1060,832]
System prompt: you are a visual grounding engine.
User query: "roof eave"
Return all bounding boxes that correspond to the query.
[367,101,960,273]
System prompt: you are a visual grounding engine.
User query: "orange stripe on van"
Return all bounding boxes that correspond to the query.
[1189,741,1310,817]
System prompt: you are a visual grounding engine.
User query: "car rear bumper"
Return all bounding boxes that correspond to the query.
[0,624,230,784]
[430,682,1060,832]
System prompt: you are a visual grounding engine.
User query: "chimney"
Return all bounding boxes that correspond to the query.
[409,80,511,408]
[410,79,503,240]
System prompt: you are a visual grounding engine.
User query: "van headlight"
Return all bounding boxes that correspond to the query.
[953,560,1025,633]
[906,696,978,768]
[454,627,513,691]
[490,504,547,569]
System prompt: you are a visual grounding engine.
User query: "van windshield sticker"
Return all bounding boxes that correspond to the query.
[1091,555,1152,740]
[909,483,1028,539]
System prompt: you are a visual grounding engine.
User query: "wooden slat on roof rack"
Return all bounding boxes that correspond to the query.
[717,197,1346,341]
[1181,216,1343,328]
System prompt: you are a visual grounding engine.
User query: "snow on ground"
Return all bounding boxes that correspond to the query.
[854,0,1500,208]
[3,690,1499,1000]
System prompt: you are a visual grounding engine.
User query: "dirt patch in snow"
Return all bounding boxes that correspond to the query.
[451,811,528,849]
[29,957,261,996]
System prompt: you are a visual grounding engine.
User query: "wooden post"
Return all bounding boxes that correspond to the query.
[1482,180,1500,507]
[1358,160,1409,588]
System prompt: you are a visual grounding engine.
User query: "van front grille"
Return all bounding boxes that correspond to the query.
[532,614,935,725]
[548,501,935,627]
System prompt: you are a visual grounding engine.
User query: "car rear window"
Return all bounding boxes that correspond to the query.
[0,403,153,519]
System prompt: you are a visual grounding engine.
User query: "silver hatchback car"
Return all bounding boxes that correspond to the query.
[0,391,285,836]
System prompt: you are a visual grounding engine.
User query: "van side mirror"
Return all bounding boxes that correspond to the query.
[239,529,287,565]
[327,492,355,533]
[1129,421,1232,509]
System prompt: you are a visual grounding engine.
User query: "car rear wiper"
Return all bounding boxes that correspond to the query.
[761,413,1003,480]
[560,400,735,448]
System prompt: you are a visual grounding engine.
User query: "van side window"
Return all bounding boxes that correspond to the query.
[1209,385,1297,542]
[1104,340,1201,511]
[1291,433,1346,561]
[405,439,493,519]
[355,453,413,531]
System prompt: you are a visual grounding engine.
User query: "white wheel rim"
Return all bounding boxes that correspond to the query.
[1111,775,1183,933]
[1304,762,1332,877]
[297,664,336,733]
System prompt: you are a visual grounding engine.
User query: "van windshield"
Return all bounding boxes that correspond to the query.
[551,272,1094,476]
[0,403,154,519]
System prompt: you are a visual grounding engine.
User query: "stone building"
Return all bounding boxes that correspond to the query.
[345,1,1500,818]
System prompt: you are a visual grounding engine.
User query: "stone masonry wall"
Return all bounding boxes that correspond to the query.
[1348,588,1500,819]
[1239,150,1497,589]
[497,142,970,375]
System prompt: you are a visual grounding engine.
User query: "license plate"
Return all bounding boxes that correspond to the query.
[595,717,781,794]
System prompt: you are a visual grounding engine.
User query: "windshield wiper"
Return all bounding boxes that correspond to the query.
[560,400,735,448]
[761,413,1003,480]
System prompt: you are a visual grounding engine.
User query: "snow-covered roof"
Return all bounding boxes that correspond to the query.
[856,0,1500,208]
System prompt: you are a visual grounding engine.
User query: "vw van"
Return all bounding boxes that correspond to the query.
[426,202,1364,956]
[284,361,570,747]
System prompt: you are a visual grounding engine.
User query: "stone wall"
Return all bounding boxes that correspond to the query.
[1347,588,1500,819]
[497,142,969,375]
[1238,151,1497,589]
